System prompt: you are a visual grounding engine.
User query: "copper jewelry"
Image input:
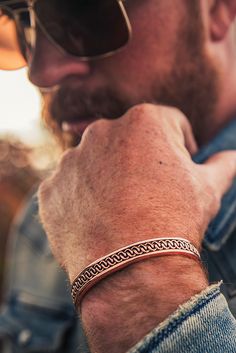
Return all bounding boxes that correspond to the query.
[71,237,200,307]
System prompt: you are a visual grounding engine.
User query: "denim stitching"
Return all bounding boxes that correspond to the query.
[137,288,220,353]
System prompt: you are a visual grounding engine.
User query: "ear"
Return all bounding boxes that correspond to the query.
[210,0,236,40]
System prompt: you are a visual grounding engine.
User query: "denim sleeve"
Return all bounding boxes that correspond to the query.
[128,284,236,353]
[0,194,90,353]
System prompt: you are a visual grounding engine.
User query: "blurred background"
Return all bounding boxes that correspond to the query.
[0,68,42,144]
[0,68,59,299]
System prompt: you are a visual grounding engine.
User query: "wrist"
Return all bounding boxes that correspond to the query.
[71,237,200,306]
[80,255,207,353]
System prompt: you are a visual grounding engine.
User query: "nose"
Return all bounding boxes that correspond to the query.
[28,27,91,89]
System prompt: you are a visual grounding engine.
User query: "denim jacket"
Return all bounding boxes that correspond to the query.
[0,192,90,353]
[0,119,236,353]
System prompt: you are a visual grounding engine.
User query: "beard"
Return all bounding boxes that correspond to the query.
[42,1,219,149]
[150,0,219,145]
[42,86,132,149]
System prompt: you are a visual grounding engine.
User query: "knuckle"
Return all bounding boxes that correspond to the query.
[120,104,162,138]
[125,104,186,132]
[121,104,187,142]
[163,107,186,131]
[125,103,157,123]
[82,118,110,141]
[171,107,187,122]
[87,118,109,133]
[161,106,186,124]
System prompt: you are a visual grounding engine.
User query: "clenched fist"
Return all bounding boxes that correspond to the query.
[38,104,236,282]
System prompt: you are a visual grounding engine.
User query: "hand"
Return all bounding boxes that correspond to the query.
[38,104,236,281]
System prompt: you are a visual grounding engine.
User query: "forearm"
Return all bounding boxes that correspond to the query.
[80,256,208,353]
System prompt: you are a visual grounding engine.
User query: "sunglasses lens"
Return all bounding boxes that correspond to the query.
[35,0,130,58]
[0,7,27,70]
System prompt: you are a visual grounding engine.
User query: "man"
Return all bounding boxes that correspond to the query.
[0,0,236,352]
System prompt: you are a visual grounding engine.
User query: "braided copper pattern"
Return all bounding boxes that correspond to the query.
[71,237,200,306]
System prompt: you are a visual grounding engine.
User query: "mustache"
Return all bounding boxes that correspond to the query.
[45,84,131,127]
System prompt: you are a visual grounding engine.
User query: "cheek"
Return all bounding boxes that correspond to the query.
[98,2,184,88]
[126,0,184,59]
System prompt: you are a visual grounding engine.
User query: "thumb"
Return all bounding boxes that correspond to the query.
[202,150,236,199]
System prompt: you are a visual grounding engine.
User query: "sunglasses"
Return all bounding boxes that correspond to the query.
[0,0,132,70]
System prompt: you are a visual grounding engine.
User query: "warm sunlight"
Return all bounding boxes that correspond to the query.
[0,68,43,145]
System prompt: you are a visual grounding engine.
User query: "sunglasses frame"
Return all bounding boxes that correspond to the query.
[0,0,132,63]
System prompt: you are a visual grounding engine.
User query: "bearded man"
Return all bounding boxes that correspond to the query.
[0,0,236,352]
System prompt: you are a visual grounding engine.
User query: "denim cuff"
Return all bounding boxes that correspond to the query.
[128,283,236,353]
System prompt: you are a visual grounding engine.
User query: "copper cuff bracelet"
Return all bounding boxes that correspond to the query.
[71,237,200,307]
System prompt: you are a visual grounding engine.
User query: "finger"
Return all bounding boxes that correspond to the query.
[178,113,198,156]
[202,151,236,198]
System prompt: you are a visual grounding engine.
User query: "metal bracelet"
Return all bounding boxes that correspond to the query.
[71,237,200,307]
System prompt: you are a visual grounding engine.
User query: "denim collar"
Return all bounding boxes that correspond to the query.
[193,119,236,251]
